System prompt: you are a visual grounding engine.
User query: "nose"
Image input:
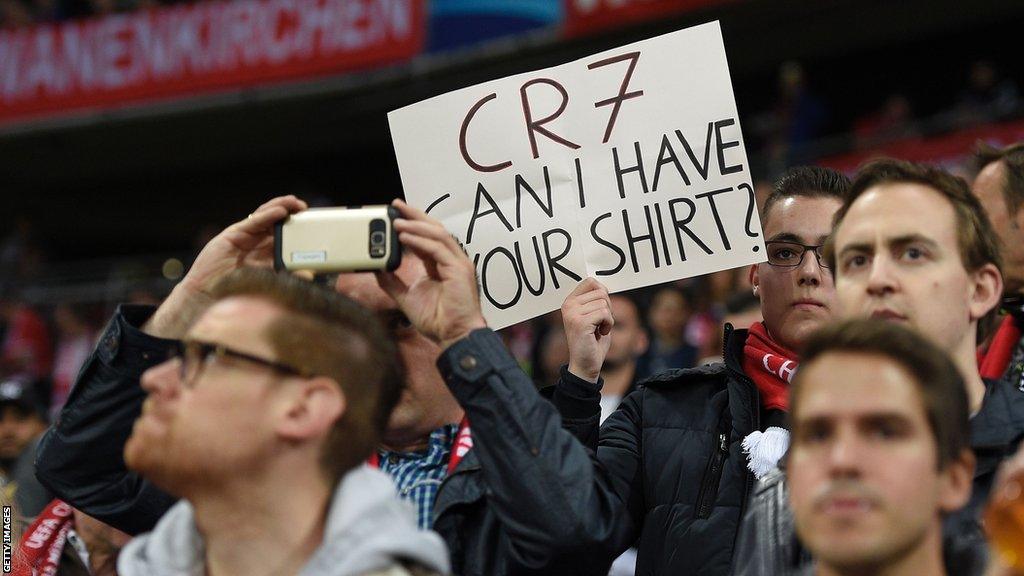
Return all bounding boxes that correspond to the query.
[865,254,898,297]
[796,249,825,287]
[140,359,183,397]
[826,429,863,479]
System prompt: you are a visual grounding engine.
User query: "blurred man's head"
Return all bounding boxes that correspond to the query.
[828,159,1002,358]
[0,378,47,464]
[750,166,849,351]
[126,269,402,493]
[788,319,974,574]
[973,142,1024,294]
[605,295,648,370]
[647,286,691,343]
[334,255,464,447]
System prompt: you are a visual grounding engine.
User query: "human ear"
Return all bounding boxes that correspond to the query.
[967,263,1003,322]
[938,448,975,513]
[275,377,346,441]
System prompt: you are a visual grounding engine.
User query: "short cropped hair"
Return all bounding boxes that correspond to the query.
[210,268,402,484]
[761,166,851,224]
[826,158,1002,274]
[975,141,1024,216]
[790,319,970,469]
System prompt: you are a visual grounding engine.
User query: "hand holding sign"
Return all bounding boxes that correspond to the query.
[562,278,614,384]
[376,199,487,351]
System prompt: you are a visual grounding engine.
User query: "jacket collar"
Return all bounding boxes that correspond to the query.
[722,323,750,379]
[970,378,1024,459]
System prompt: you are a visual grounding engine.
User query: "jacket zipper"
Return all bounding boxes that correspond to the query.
[696,431,729,519]
[721,323,762,554]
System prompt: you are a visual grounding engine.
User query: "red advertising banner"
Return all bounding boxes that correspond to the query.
[818,119,1024,174]
[563,0,736,37]
[0,0,423,125]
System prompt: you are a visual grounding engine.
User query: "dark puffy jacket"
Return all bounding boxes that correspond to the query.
[34,306,622,576]
[732,376,1024,576]
[551,324,762,575]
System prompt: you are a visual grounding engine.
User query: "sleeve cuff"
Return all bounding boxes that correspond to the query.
[95,304,178,372]
[437,328,519,397]
[553,365,603,420]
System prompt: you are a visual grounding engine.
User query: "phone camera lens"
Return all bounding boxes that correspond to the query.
[370,231,386,245]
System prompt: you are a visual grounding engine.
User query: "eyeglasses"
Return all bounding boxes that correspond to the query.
[170,339,308,387]
[764,241,831,270]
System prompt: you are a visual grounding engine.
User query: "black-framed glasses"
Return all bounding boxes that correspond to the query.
[170,339,309,387]
[765,241,831,270]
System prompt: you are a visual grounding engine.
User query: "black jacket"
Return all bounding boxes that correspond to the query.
[550,324,761,575]
[34,306,618,576]
[732,376,1024,576]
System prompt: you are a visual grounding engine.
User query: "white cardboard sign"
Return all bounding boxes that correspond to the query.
[389,21,765,329]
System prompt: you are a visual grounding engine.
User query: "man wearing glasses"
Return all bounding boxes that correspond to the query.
[548,166,848,575]
[107,267,449,576]
[35,196,617,576]
[737,159,1024,575]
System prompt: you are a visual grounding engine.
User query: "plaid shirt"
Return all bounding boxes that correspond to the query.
[376,424,457,529]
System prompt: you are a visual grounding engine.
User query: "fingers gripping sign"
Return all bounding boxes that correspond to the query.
[562,278,614,384]
[376,199,488,350]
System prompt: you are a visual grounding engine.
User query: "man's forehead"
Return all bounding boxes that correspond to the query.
[763,195,839,242]
[795,352,923,419]
[334,273,397,312]
[836,183,956,246]
[188,296,281,348]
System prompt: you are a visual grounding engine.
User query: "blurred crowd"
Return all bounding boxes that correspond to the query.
[0,0,159,29]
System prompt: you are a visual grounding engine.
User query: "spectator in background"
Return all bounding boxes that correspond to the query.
[754,62,829,171]
[699,291,764,366]
[0,286,53,382]
[955,61,1022,125]
[973,142,1024,392]
[0,376,53,517]
[536,324,569,388]
[636,285,697,378]
[787,320,975,576]
[853,93,918,148]
[50,304,97,419]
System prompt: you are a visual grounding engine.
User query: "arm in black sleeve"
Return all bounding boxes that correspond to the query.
[550,365,603,452]
[438,328,644,570]
[34,304,178,535]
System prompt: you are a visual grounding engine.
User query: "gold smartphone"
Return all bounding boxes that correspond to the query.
[274,206,402,273]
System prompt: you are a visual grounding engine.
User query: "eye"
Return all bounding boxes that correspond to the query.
[842,254,869,271]
[867,421,906,440]
[901,246,927,262]
[389,314,415,335]
[797,423,831,444]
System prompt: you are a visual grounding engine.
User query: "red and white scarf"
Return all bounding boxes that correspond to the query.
[14,499,74,576]
[740,322,797,479]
